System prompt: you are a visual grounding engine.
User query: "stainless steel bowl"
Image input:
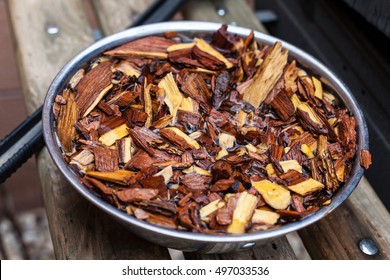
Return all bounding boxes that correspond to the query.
[43,21,369,253]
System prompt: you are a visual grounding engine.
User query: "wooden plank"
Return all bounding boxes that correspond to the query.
[344,0,390,37]
[7,0,170,259]
[182,0,267,33]
[39,154,170,259]
[299,177,390,259]
[91,0,154,35]
[180,0,295,259]
[185,237,296,260]
[8,0,94,114]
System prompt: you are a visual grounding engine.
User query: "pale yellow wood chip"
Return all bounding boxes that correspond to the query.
[243,41,288,108]
[227,192,258,234]
[99,123,130,146]
[252,179,291,210]
[312,76,323,100]
[287,178,324,196]
[252,209,280,225]
[158,72,184,124]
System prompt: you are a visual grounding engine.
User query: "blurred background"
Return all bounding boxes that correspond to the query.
[0,0,389,259]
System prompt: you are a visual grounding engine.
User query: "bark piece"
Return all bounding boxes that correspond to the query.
[211,23,243,51]
[210,179,235,192]
[75,61,113,117]
[212,70,230,109]
[107,90,139,107]
[93,146,119,172]
[179,72,211,112]
[126,108,147,128]
[270,89,295,121]
[104,36,175,59]
[117,188,159,202]
[126,150,155,170]
[134,200,177,216]
[139,176,167,198]
[211,160,232,182]
[284,60,299,92]
[193,38,233,69]
[57,89,77,154]
[181,172,212,190]
[177,110,201,126]
[160,127,200,150]
[81,176,114,195]
[86,170,138,185]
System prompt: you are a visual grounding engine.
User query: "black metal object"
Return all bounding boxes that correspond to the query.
[255,0,390,210]
[128,0,186,28]
[0,0,186,184]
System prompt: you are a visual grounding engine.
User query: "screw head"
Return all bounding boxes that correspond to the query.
[216,7,227,17]
[45,23,59,35]
[359,239,378,256]
[241,242,256,249]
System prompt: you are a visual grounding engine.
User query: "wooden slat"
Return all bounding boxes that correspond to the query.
[91,0,154,35]
[182,0,267,33]
[299,177,390,259]
[185,237,296,260]
[7,0,170,259]
[39,155,170,259]
[91,0,294,259]
[8,0,94,114]
[180,0,296,259]
[344,0,390,37]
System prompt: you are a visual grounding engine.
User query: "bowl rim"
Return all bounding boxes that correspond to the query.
[43,21,368,244]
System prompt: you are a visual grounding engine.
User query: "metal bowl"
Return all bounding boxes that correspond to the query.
[43,21,368,253]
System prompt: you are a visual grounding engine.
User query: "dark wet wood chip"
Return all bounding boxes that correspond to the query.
[181,173,212,190]
[211,160,232,182]
[93,146,119,172]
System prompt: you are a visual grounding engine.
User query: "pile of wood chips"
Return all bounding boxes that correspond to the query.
[54,24,371,234]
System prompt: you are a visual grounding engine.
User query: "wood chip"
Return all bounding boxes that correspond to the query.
[75,61,113,117]
[56,89,77,154]
[243,41,288,108]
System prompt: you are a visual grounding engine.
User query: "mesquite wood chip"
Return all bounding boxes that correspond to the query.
[55,24,371,234]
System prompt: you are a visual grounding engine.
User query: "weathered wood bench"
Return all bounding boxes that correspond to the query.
[7,0,390,259]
